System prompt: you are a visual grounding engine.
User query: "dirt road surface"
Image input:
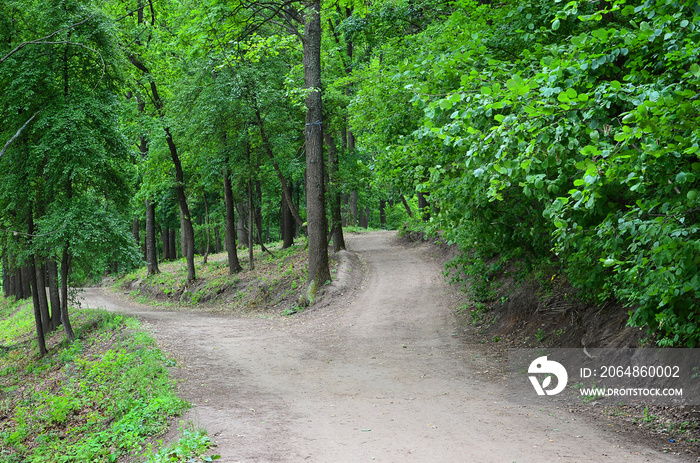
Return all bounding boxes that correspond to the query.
[81,231,685,462]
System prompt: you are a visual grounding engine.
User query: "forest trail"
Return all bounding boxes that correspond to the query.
[81,231,684,463]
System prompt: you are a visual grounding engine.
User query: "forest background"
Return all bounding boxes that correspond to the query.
[1,0,699,355]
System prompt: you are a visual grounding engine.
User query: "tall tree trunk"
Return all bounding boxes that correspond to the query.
[47,260,61,331]
[350,191,358,227]
[128,55,196,283]
[132,218,140,248]
[203,194,211,264]
[35,261,51,334]
[180,211,188,258]
[27,215,47,356]
[60,246,75,342]
[161,226,169,261]
[237,209,248,249]
[254,106,307,233]
[169,228,177,260]
[215,227,222,254]
[29,255,47,356]
[282,182,295,249]
[223,165,242,273]
[248,181,255,271]
[2,254,9,299]
[303,0,331,300]
[21,266,31,299]
[323,133,346,252]
[146,199,159,274]
[379,199,387,229]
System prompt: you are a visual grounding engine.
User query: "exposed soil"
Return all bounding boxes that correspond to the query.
[81,231,694,462]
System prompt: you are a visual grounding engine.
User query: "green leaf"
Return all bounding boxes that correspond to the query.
[690,63,700,77]
[481,86,492,95]
[552,19,561,31]
[494,114,505,122]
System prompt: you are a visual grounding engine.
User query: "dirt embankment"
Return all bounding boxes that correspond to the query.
[83,231,695,462]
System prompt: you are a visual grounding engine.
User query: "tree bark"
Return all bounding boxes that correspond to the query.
[418,192,430,222]
[169,228,177,260]
[203,194,211,264]
[400,194,413,217]
[215,226,222,254]
[223,165,242,273]
[380,199,387,229]
[29,255,47,356]
[47,260,61,330]
[303,0,331,298]
[35,261,51,334]
[161,226,169,261]
[146,199,159,274]
[60,246,75,342]
[324,133,345,252]
[350,191,358,227]
[180,211,188,258]
[248,181,255,270]
[132,217,140,248]
[282,181,295,249]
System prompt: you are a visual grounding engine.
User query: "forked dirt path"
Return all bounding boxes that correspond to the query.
[81,231,685,462]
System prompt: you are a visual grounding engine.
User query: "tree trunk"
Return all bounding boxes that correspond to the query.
[248,181,255,270]
[237,209,248,249]
[303,0,331,299]
[169,228,177,260]
[324,133,346,252]
[162,226,169,261]
[21,266,31,299]
[350,191,358,227]
[215,226,222,254]
[47,260,61,331]
[180,211,188,258]
[203,194,211,264]
[418,192,430,222]
[282,181,295,249]
[146,199,159,274]
[254,105,306,233]
[2,254,9,299]
[128,55,195,282]
[29,255,47,356]
[60,246,75,342]
[132,218,140,248]
[35,262,51,334]
[223,165,243,273]
[400,194,413,217]
[380,199,387,229]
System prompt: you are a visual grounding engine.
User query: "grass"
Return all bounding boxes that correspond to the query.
[0,296,199,463]
[114,240,309,315]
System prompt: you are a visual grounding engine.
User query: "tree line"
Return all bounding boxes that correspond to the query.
[1,0,699,353]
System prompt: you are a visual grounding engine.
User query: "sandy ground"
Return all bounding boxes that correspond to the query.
[81,231,688,463]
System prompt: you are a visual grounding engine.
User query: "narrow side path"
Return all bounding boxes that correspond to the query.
[82,231,686,462]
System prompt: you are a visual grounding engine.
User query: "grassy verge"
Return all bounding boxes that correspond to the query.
[0,296,212,463]
[114,241,310,315]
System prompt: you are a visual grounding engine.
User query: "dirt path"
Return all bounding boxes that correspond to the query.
[81,231,686,462]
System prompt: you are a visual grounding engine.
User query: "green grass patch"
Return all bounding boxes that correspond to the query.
[0,297,188,462]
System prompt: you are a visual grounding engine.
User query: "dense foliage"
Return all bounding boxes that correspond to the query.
[1,0,698,359]
[353,0,700,346]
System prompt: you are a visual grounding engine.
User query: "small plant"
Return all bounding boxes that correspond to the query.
[535,328,546,343]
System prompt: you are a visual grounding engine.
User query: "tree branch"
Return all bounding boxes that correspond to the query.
[0,15,96,64]
[0,109,42,160]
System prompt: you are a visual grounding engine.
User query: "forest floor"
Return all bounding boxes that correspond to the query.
[82,231,696,462]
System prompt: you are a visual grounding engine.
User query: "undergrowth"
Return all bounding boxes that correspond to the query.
[0,296,193,462]
[115,240,308,314]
